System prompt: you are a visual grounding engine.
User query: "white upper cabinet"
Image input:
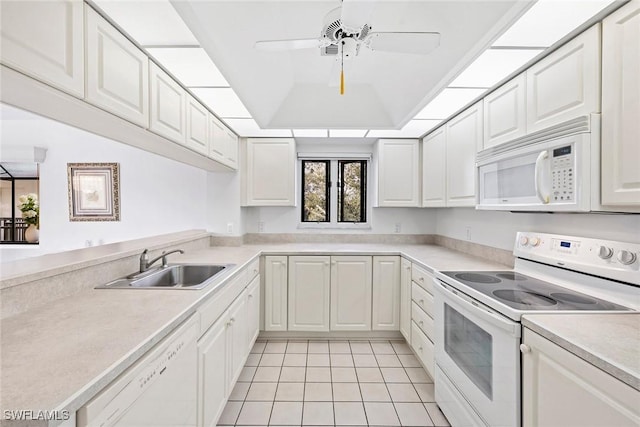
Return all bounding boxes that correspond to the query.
[85,7,149,127]
[601,1,640,208]
[288,256,330,332]
[422,127,447,207]
[330,256,372,331]
[185,94,209,155]
[209,116,238,170]
[376,139,421,207]
[372,256,400,331]
[483,73,527,149]
[446,102,483,207]
[149,62,187,143]
[526,24,601,133]
[0,0,84,97]
[244,138,296,206]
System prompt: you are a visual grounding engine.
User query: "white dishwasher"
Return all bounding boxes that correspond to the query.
[78,315,199,427]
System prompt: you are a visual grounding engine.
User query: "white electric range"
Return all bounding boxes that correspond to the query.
[433,232,640,427]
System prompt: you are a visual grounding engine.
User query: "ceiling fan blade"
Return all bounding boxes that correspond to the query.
[367,32,441,55]
[254,38,322,52]
[340,0,375,33]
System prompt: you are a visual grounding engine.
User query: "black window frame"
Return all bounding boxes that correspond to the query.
[338,160,367,223]
[301,159,331,223]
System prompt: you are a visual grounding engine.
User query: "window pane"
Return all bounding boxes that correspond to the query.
[302,160,330,222]
[338,161,366,223]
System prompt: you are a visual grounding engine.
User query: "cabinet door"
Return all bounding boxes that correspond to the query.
[483,73,527,149]
[186,95,209,155]
[330,256,372,331]
[227,295,248,388]
[422,127,447,207]
[372,256,400,331]
[446,102,483,207]
[522,328,640,427]
[209,115,227,163]
[377,139,421,207]
[245,138,296,206]
[0,0,84,97]
[224,128,239,169]
[288,256,330,332]
[150,62,187,143]
[526,24,601,133]
[399,258,412,342]
[246,275,260,347]
[601,1,640,208]
[85,7,149,127]
[198,315,228,427]
[264,256,288,331]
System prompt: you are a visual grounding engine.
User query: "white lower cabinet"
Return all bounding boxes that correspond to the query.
[409,263,435,378]
[372,256,400,331]
[197,267,260,427]
[198,314,228,427]
[411,321,435,379]
[399,258,412,342]
[288,256,331,332]
[330,256,373,331]
[264,256,288,331]
[522,328,640,427]
[246,276,260,346]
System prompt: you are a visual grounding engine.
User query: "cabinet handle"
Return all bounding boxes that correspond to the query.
[419,277,424,282]
[248,294,253,299]
[229,317,235,324]
[419,346,423,351]
[520,344,531,354]
[419,320,424,326]
[406,266,411,270]
[253,269,258,274]
[326,261,331,266]
[419,299,424,305]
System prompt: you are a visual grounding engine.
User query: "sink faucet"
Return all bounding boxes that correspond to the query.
[139,248,185,273]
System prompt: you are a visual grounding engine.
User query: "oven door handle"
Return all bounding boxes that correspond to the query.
[534,150,550,204]
[436,281,521,338]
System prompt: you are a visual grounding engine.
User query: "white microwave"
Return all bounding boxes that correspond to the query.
[476,118,596,212]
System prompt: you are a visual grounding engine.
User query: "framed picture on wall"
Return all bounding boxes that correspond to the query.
[67,163,120,221]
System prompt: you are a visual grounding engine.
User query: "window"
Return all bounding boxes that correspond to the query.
[301,158,368,226]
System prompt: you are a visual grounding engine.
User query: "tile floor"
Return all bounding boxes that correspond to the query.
[217,339,451,427]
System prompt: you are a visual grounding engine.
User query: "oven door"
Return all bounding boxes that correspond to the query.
[434,280,521,427]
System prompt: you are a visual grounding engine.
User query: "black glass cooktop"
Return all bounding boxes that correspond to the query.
[441,271,629,311]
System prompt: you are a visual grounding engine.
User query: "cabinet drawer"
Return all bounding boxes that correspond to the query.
[411,264,434,294]
[411,301,434,340]
[411,321,434,378]
[247,258,260,281]
[412,282,434,318]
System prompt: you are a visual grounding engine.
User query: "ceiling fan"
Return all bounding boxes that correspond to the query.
[254,0,440,95]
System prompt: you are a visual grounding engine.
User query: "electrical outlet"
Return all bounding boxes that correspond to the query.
[466,226,472,241]
[394,223,402,233]
[258,221,265,233]
[85,240,93,247]
[98,239,105,245]
[226,223,233,234]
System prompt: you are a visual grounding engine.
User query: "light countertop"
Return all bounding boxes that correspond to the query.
[0,243,506,427]
[522,313,640,391]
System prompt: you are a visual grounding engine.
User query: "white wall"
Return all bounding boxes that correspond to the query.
[243,206,436,234]
[206,170,243,235]
[436,207,640,250]
[0,105,209,261]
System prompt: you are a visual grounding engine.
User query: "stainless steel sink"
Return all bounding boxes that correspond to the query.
[97,264,235,290]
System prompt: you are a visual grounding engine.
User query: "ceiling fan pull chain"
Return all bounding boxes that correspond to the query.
[340,40,345,95]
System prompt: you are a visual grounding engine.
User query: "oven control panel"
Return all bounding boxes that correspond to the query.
[514,232,640,286]
[550,145,575,202]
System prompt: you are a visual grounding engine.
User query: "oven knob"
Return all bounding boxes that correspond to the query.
[598,246,613,259]
[519,236,529,246]
[617,250,637,265]
[530,237,540,247]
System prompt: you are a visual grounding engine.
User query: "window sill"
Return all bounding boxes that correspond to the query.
[298,223,372,230]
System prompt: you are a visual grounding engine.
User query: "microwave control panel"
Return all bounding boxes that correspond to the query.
[551,145,574,202]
